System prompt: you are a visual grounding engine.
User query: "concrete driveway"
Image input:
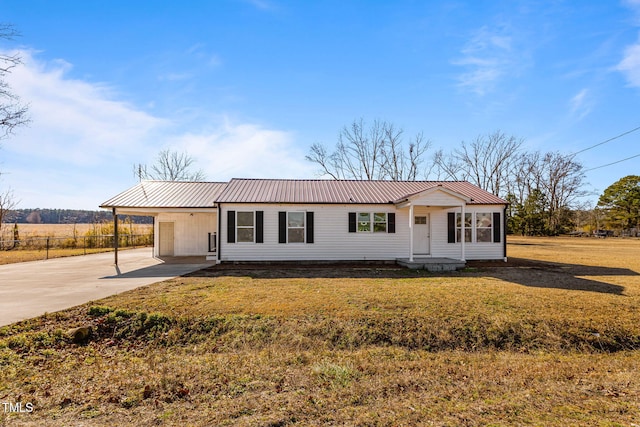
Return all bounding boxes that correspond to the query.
[0,248,215,327]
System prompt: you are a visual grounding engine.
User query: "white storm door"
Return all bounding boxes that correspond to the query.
[413,215,430,255]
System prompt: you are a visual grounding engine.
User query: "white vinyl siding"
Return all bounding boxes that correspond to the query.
[221,204,405,261]
[155,212,217,256]
[219,204,504,262]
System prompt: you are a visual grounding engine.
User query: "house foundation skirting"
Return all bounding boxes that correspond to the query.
[396,257,466,272]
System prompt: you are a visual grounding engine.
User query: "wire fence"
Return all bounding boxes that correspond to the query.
[0,234,153,262]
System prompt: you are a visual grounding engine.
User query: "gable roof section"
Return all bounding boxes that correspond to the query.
[215,179,507,205]
[393,185,472,206]
[100,181,227,208]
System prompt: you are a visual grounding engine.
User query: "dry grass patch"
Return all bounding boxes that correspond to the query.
[1,236,639,425]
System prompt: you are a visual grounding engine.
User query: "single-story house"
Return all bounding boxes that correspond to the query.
[100,179,508,266]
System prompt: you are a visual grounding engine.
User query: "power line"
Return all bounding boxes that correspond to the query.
[583,153,640,172]
[571,125,640,156]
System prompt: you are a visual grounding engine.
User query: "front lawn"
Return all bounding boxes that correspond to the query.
[1,236,639,426]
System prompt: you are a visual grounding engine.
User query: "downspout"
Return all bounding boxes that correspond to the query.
[409,203,414,262]
[217,203,222,263]
[460,204,466,262]
[503,206,508,262]
[113,207,118,266]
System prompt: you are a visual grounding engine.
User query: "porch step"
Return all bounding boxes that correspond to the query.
[206,252,217,261]
[396,257,466,272]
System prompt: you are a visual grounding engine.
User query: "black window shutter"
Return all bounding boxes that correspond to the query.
[278,212,287,243]
[306,212,314,243]
[227,210,236,243]
[493,212,501,243]
[388,212,396,233]
[256,211,264,243]
[447,212,455,243]
[348,212,357,233]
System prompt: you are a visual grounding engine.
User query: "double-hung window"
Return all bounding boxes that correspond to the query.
[476,213,492,242]
[350,212,395,234]
[358,213,371,232]
[449,211,501,244]
[373,213,387,232]
[357,212,387,232]
[236,211,255,243]
[287,212,305,243]
[456,212,472,243]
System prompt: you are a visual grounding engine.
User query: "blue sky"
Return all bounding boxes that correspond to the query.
[1,0,639,210]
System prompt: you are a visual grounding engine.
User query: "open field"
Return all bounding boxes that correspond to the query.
[0,224,154,265]
[1,236,639,425]
[1,223,153,238]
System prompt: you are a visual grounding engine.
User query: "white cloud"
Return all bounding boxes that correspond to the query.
[168,118,310,180]
[0,50,310,209]
[453,25,518,96]
[616,36,640,87]
[569,88,593,120]
[617,1,640,86]
[4,49,166,166]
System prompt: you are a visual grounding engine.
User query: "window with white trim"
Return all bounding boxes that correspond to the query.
[373,213,387,232]
[236,211,254,243]
[476,212,492,242]
[357,212,388,232]
[456,212,472,243]
[288,212,305,243]
[358,212,371,232]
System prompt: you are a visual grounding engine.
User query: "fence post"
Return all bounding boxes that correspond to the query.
[46,237,50,260]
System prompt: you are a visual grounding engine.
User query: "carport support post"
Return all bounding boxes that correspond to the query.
[113,208,119,266]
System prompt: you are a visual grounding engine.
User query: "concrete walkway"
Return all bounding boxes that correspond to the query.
[0,248,215,327]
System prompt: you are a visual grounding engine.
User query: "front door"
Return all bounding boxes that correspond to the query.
[413,215,430,255]
[159,222,175,256]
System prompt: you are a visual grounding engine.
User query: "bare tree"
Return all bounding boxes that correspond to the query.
[538,151,588,234]
[306,119,430,181]
[0,187,17,234]
[1,24,29,140]
[134,149,206,181]
[432,130,524,196]
[507,150,542,204]
[430,149,468,181]
[0,24,28,233]
[506,150,587,235]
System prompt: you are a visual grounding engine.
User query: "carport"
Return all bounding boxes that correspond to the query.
[100,181,227,264]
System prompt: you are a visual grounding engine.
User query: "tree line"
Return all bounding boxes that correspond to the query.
[307,119,639,236]
[4,209,152,225]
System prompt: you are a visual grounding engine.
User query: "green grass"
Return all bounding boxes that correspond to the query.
[1,236,639,426]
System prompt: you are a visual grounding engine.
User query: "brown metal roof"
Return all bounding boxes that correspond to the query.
[100,181,227,209]
[215,179,507,205]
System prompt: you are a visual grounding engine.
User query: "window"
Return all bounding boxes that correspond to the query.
[415,216,427,225]
[456,212,472,243]
[288,212,305,243]
[358,213,371,232]
[448,211,501,244]
[236,211,254,243]
[356,212,388,232]
[476,213,492,242]
[373,213,387,232]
